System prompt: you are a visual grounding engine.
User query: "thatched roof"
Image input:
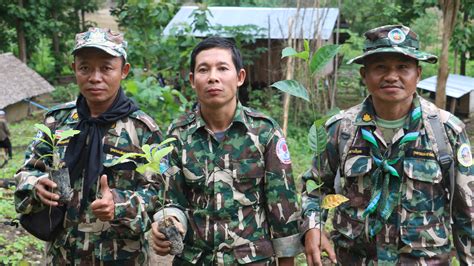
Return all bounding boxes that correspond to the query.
[0,53,54,109]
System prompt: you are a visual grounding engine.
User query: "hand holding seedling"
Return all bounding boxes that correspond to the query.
[91,175,115,221]
[304,228,337,266]
[35,178,60,206]
[151,217,185,256]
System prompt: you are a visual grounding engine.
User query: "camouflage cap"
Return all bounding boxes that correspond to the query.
[72,27,127,60]
[347,25,437,64]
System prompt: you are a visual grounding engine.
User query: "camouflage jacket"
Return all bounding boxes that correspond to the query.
[301,95,473,265]
[14,101,163,265]
[156,102,302,265]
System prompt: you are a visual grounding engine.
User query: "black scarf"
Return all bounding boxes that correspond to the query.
[65,88,138,210]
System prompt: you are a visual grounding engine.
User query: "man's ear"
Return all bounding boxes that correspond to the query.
[121,63,131,79]
[359,67,366,84]
[416,66,422,83]
[72,62,76,73]
[189,72,196,91]
[237,69,246,87]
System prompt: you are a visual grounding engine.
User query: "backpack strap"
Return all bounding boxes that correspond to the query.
[427,114,455,224]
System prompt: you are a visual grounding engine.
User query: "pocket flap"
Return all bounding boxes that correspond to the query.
[403,157,442,183]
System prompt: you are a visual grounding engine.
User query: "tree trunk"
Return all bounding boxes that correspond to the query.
[460,10,468,75]
[435,0,460,109]
[16,0,27,63]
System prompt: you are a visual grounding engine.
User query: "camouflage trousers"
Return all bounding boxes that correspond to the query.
[172,252,276,266]
[333,232,451,266]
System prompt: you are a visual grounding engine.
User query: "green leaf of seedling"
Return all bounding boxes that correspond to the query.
[136,164,148,174]
[113,152,144,165]
[158,137,176,147]
[309,44,341,75]
[34,124,53,143]
[281,47,309,60]
[304,39,310,54]
[306,179,323,194]
[152,146,174,164]
[57,129,80,142]
[271,80,309,102]
[308,122,328,154]
[141,144,153,163]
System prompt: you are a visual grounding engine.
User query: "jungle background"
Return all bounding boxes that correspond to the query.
[0,0,473,264]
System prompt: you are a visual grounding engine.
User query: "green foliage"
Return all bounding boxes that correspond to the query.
[246,87,283,123]
[0,0,100,79]
[114,138,176,175]
[111,0,179,69]
[123,76,189,129]
[309,45,341,75]
[0,234,44,265]
[33,123,80,170]
[273,40,341,107]
[190,4,213,33]
[308,119,328,154]
[51,83,80,103]
[0,189,16,219]
[29,37,55,79]
[271,80,309,102]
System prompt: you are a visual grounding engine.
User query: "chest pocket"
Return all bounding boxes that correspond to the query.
[232,158,264,206]
[402,157,444,212]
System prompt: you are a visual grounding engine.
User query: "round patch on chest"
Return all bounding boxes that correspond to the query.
[457,143,472,167]
[276,137,291,164]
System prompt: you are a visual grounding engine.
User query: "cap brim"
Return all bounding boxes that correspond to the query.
[72,44,124,59]
[347,47,438,64]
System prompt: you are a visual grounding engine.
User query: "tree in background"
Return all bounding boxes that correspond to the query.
[435,0,460,109]
[0,0,100,76]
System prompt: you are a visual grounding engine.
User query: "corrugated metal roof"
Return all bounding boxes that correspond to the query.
[163,6,339,40]
[0,53,54,109]
[417,74,474,99]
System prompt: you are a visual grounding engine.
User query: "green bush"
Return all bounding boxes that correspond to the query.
[51,83,79,103]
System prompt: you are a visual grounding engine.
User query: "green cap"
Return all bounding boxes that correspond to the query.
[347,25,437,64]
[72,27,127,60]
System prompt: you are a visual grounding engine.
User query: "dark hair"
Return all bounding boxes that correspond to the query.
[190,36,243,74]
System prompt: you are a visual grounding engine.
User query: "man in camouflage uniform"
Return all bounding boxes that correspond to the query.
[14,27,162,264]
[150,37,302,265]
[301,25,473,265]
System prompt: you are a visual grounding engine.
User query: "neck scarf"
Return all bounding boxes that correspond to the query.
[65,88,138,210]
[361,98,422,237]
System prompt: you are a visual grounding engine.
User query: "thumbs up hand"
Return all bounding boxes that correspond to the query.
[91,174,115,221]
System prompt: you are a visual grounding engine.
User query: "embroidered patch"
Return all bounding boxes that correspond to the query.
[103,144,130,157]
[457,143,472,167]
[362,113,372,122]
[388,28,406,44]
[276,138,291,164]
[406,148,436,160]
[348,147,370,156]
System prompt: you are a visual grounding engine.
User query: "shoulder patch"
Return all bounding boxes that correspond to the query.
[457,143,472,167]
[129,110,160,132]
[45,101,76,116]
[276,137,291,164]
